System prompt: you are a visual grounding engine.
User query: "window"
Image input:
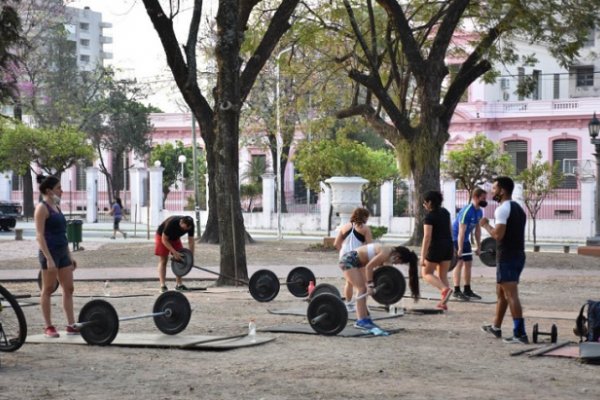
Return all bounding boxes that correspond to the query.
[11,172,22,191]
[575,66,594,87]
[75,163,87,191]
[79,22,89,31]
[80,39,90,47]
[80,54,90,63]
[553,74,560,99]
[504,140,528,175]
[532,70,541,100]
[552,139,577,189]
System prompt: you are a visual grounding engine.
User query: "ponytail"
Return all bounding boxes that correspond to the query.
[393,246,420,301]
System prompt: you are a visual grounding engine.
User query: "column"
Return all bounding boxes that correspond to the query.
[379,180,393,229]
[149,166,164,228]
[325,176,368,234]
[261,172,275,228]
[85,167,98,223]
[442,179,457,221]
[0,171,12,201]
[129,167,147,223]
[580,176,596,240]
[319,182,331,232]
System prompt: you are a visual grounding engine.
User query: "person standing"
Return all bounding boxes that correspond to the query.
[155,215,195,292]
[451,188,488,300]
[333,207,373,312]
[480,176,529,344]
[109,197,127,239]
[420,190,454,310]
[34,175,79,338]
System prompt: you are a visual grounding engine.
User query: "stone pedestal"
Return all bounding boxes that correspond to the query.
[324,176,368,235]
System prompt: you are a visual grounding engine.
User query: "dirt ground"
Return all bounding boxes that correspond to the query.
[1,240,600,400]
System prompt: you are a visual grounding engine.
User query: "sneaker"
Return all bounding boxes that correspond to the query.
[452,289,470,301]
[440,288,453,305]
[160,285,168,293]
[175,284,189,292]
[353,318,379,331]
[464,289,482,300]
[66,325,80,335]
[503,335,530,344]
[44,326,60,338]
[481,324,502,339]
[436,303,448,311]
[345,302,356,313]
[110,236,115,240]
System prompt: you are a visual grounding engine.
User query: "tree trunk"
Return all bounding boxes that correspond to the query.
[200,133,220,244]
[212,1,248,284]
[23,171,35,219]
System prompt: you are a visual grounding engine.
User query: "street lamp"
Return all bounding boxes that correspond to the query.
[178,154,187,211]
[275,46,292,241]
[588,112,600,245]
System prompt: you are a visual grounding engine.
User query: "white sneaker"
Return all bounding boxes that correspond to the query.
[345,302,356,312]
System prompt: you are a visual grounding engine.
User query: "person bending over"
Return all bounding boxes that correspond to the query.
[155,215,195,292]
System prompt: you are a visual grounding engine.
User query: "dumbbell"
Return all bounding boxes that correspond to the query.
[532,323,557,344]
[75,291,192,346]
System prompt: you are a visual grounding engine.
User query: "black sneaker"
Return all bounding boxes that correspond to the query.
[464,289,482,300]
[481,324,502,338]
[452,289,470,301]
[160,286,168,293]
[175,284,189,292]
[503,335,530,344]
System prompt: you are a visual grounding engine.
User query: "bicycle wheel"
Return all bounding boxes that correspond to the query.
[0,284,28,352]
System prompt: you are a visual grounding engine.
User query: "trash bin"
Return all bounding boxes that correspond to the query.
[66,219,83,251]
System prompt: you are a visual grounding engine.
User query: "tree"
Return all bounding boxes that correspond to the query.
[301,0,599,244]
[240,156,266,212]
[293,137,398,190]
[0,0,24,104]
[141,0,301,284]
[442,134,513,197]
[517,151,563,247]
[150,141,207,209]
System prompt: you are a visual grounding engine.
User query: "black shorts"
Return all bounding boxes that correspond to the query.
[426,243,453,264]
[39,245,72,270]
[113,217,121,230]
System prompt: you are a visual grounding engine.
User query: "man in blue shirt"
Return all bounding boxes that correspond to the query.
[451,187,488,300]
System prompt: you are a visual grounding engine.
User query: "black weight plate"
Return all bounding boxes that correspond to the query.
[153,291,191,335]
[249,270,280,302]
[480,237,497,267]
[532,323,539,344]
[78,299,119,346]
[371,266,405,305]
[171,248,194,277]
[551,324,558,343]
[37,270,59,294]
[286,266,316,298]
[309,283,341,301]
[307,293,348,336]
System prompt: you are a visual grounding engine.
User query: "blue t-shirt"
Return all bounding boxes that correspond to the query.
[452,203,483,243]
[112,203,122,219]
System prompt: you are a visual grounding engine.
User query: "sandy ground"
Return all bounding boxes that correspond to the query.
[1,239,600,400]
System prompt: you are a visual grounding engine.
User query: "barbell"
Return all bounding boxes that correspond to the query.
[307,266,404,335]
[450,237,497,271]
[171,248,316,302]
[75,291,192,346]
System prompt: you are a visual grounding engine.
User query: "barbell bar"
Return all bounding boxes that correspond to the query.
[307,266,404,335]
[171,248,316,302]
[75,291,192,346]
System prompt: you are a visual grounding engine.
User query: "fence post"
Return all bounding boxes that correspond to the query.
[129,167,147,223]
[261,172,275,229]
[580,175,596,239]
[149,166,164,228]
[442,179,457,222]
[319,182,331,233]
[380,180,393,230]
[85,167,98,223]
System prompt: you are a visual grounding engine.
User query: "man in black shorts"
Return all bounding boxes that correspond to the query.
[479,176,528,344]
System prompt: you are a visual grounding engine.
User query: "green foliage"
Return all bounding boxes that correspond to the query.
[369,225,388,240]
[293,138,398,191]
[0,121,35,175]
[442,134,514,196]
[150,141,207,206]
[517,151,564,244]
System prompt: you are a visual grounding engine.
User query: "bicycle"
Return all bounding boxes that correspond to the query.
[0,284,27,352]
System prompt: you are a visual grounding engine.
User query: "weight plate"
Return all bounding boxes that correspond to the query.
[532,323,539,344]
[551,324,558,343]
[286,266,316,298]
[171,248,194,277]
[307,293,348,336]
[372,266,405,305]
[449,250,459,272]
[153,291,192,335]
[480,237,497,267]
[78,299,119,346]
[37,270,59,294]
[249,270,280,302]
[309,283,341,301]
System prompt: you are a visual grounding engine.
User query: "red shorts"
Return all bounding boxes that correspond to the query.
[154,234,183,257]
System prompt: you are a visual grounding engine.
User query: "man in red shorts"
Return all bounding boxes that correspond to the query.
[155,215,195,292]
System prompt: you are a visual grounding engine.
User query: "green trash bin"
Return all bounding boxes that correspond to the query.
[66,219,83,251]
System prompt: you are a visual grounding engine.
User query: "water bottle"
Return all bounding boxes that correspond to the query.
[103,280,111,297]
[248,318,257,342]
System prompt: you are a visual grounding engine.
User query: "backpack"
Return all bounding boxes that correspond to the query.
[574,300,600,342]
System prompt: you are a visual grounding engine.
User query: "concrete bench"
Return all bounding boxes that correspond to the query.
[15,228,23,241]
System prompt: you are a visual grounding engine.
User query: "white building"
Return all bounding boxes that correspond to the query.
[65,6,113,71]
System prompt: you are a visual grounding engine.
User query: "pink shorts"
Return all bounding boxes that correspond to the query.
[154,234,183,257]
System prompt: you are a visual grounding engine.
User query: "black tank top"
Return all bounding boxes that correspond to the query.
[498,201,526,262]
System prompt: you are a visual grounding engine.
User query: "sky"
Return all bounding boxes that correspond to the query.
[68,0,218,112]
